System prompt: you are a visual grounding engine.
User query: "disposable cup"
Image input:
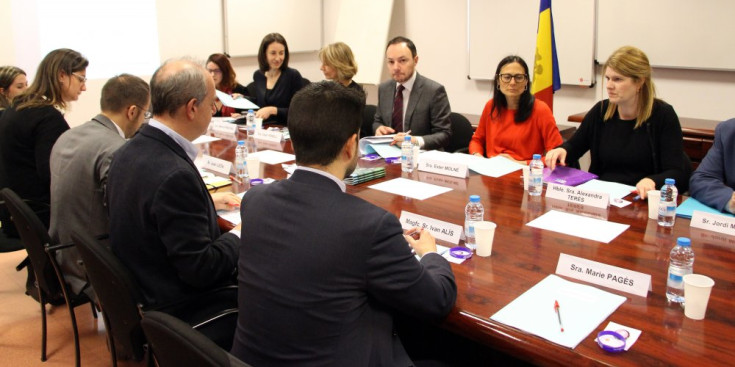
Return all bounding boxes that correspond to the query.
[474,221,497,257]
[647,190,661,220]
[683,274,715,320]
[255,117,263,130]
[522,166,530,191]
[246,156,261,179]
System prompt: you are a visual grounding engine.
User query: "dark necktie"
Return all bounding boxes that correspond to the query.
[391,84,405,132]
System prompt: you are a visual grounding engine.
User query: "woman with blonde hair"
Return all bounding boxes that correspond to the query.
[0,48,88,235]
[0,66,27,112]
[319,42,362,93]
[545,46,689,198]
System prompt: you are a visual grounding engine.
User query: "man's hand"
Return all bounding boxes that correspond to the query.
[211,191,241,211]
[375,125,395,136]
[404,228,437,258]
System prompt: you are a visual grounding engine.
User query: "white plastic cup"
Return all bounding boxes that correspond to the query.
[522,166,530,191]
[683,274,715,320]
[474,221,497,257]
[254,117,263,130]
[246,156,261,179]
[647,190,661,220]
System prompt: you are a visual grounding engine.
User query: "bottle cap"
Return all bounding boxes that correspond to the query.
[677,237,691,247]
[249,178,263,185]
[665,178,675,185]
[238,140,245,145]
[533,154,541,160]
[404,135,412,141]
[469,195,480,202]
[248,109,254,113]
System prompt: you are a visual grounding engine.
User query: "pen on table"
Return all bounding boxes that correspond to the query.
[229,174,242,184]
[631,190,640,201]
[554,300,564,332]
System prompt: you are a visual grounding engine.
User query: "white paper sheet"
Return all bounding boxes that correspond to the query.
[526,210,629,243]
[368,178,452,200]
[215,89,259,110]
[369,144,402,158]
[192,135,221,145]
[490,274,626,349]
[576,179,636,200]
[248,150,295,165]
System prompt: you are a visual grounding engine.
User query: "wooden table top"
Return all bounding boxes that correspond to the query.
[205,130,735,366]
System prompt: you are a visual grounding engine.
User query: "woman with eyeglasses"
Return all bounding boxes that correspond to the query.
[0,66,28,116]
[247,33,305,125]
[206,53,248,117]
[545,46,689,198]
[469,55,562,164]
[0,48,88,236]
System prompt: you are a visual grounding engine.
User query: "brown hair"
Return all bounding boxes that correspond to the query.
[603,46,656,129]
[0,66,26,108]
[257,33,289,72]
[16,48,88,111]
[206,53,238,90]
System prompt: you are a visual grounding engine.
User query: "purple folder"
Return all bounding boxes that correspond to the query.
[542,166,598,186]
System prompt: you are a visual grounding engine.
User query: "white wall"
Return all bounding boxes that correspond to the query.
[4,0,734,128]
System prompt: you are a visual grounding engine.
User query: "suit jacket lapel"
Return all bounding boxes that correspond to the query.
[405,73,424,131]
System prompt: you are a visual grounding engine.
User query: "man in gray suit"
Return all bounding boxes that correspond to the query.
[373,36,452,150]
[49,74,150,296]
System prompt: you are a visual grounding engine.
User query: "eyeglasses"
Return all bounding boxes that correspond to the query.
[206,68,222,75]
[498,74,528,83]
[135,105,153,121]
[71,73,87,84]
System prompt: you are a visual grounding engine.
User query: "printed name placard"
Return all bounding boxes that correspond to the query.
[556,253,651,297]
[254,128,283,143]
[399,210,462,244]
[545,183,609,209]
[197,155,232,176]
[417,158,468,179]
[255,138,284,151]
[691,210,735,237]
[418,172,468,191]
[209,120,237,135]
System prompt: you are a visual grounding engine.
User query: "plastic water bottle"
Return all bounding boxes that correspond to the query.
[464,195,484,250]
[401,135,414,172]
[666,237,694,303]
[246,109,255,135]
[529,154,544,196]
[658,178,678,227]
[235,140,248,179]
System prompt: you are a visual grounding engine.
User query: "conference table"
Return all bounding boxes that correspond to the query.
[204,129,735,366]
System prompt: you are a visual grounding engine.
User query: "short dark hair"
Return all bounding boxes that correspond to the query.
[206,53,237,90]
[150,60,208,116]
[257,33,289,72]
[492,55,534,122]
[289,81,364,166]
[386,36,417,58]
[100,74,150,113]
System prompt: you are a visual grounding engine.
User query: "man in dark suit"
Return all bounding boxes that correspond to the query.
[690,118,735,213]
[107,60,241,308]
[50,74,150,296]
[231,81,457,366]
[373,36,452,150]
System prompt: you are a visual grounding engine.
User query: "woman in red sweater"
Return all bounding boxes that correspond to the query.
[469,56,562,164]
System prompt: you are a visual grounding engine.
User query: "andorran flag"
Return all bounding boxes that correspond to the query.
[530,0,561,111]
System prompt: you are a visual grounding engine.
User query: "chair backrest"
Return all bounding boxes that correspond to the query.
[0,188,63,300]
[141,311,252,367]
[70,229,148,361]
[361,104,377,138]
[447,112,474,153]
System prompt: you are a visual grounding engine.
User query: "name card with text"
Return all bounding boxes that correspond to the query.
[556,253,651,297]
[198,155,232,176]
[417,158,468,179]
[209,121,237,135]
[691,210,735,237]
[399,211,462,244]
[545,183,609,209]
[254,128,283,143]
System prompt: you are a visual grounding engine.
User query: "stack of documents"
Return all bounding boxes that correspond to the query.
[344,167,386,185]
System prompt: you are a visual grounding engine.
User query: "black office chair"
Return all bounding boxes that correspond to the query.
[70,230,239,366]
[362,104,377,138]
[141,311,252,367]
[0,188,96,367]
[446,112,474,153]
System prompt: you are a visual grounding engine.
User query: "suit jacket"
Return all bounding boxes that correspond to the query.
[230,169,457,367]
[49,114,125,294]
[690,118,735,212]
[107,124,239,306]
[372,73,452,150]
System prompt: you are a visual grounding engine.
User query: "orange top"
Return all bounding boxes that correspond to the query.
[469,99,562,162]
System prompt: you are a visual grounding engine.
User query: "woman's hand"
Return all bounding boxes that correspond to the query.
[255,106,277,119]
[544,148,567,170]
[635,178,656,200]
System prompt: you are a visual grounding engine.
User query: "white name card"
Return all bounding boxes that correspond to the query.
[545,183,609,209]
[417,158,468,179]
[254,128,283,143]
[255,138,284,151]
[198,155,232,176]
[690,210,735,237]
[209,120,237,135]
[399,210,462,244]
[556,253,651,297]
